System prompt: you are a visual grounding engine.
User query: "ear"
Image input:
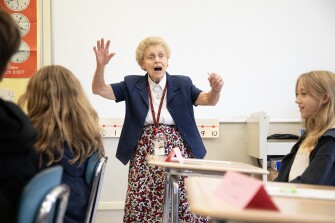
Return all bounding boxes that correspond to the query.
[321,93,330,104]
[140,63,146,71]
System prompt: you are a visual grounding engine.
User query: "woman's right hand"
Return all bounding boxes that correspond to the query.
[92,38,117,100]
[93,38,116,66]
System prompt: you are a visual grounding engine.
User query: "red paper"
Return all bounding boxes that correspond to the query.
[165,147,184,164]
[215,171,279,211]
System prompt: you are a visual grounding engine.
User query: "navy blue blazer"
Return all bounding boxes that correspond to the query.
[42,144,90,223]
[275,129,335,185]
[111,73,206,165]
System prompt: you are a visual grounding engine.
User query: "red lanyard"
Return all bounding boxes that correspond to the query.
[148,81,167,134]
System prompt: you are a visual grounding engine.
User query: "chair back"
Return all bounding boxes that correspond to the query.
[84,152,108,223]
[18,166,70,223]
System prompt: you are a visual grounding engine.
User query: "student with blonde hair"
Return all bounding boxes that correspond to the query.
[19,65,105,223]
[275,70,335,185]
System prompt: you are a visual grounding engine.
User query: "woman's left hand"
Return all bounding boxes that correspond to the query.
[208,73,224,92]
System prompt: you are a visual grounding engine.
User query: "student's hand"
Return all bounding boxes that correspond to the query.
[93,38,116,66]
[208,73,224,92]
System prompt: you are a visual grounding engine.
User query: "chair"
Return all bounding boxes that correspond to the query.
[18,166,70,223]
[84,152,108,223]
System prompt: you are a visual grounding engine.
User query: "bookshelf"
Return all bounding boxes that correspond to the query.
[246,112,297,181]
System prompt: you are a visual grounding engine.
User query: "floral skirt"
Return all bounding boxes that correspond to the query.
[123,124,210,223]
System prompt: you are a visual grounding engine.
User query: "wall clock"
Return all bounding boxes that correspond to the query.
[4,0,30,11]
[11,13,30,37]
[11,40,30,63]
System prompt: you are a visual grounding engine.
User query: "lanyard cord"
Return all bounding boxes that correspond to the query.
[148,81,167,134]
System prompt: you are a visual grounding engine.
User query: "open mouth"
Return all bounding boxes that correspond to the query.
[154,67,162,71]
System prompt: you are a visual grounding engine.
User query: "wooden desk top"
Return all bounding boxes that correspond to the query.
[186,176,335,223]
[147,155,268,175]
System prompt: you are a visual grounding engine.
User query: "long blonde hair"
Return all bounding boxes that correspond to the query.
[19,65,104,166]
[297,71,335,150]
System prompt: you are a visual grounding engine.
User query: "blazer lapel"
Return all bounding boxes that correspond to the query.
[166,73,180,105]
[136,74,149,107]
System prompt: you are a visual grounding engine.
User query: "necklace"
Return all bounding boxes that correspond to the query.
[148,82,167,134]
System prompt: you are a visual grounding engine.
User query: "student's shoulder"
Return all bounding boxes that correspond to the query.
[318,129,335,152]
[322,128,335,139]
[0,98,28,123]
[0,97,20,110]
[0,98,37,150]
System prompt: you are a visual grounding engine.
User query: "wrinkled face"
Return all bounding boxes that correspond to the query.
[141,44,168,83]
[295,80,320,119]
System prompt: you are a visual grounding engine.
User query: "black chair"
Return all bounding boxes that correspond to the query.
[84,152,108,223]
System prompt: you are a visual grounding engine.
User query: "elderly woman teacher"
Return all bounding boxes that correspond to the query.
[92,36,223,222]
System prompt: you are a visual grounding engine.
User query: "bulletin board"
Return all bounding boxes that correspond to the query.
[51,0,335,122]
[0,0,39,102]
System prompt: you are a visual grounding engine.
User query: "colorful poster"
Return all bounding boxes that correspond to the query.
[0,0,38,102]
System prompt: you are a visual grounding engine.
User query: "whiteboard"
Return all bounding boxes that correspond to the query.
[51,0,335,122]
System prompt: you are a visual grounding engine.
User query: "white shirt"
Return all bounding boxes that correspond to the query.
[288,146,310,181]
[289,126,335,181]
[144,74,175,125]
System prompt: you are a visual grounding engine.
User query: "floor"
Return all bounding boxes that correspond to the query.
[96,209,124,223]
[95,210,222,223]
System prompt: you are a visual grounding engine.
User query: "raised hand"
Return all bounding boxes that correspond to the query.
[93,38,116,66]
[208,73,224,93]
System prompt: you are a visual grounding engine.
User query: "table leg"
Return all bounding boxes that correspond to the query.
[163,173,171,223]
[170,175,179,223]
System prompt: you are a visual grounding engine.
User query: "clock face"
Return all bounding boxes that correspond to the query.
[4,0,30,11]
[11,40,30,63]
[11,13,30,37]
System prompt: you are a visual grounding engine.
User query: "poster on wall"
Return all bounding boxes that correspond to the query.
[0,0,39,102]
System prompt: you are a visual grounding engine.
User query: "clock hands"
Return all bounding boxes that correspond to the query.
[5,0,30,11]
[17,16,27,31]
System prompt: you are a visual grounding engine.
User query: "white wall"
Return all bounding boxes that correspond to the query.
[51,0,335,121]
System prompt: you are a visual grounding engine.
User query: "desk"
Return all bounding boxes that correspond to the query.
[146,155,268,223]
[186,176,335,223]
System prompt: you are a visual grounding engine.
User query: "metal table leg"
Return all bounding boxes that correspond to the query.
[170,175,179,223]
[162,171,179,223]
[162,172,171,223]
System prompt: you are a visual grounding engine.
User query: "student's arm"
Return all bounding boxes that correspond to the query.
[195,73,223,106]
[92,38,116,100]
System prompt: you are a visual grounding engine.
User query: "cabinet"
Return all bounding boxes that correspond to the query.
[246,112,297,181]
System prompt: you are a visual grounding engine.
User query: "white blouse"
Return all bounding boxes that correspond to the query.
[144,74,175,125]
